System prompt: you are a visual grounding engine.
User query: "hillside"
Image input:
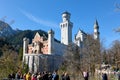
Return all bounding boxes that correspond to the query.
[0,38,15,56]
[0,20,18,37]
[0,20,60,48]
[7,29,60,47]
[7,29,48,46]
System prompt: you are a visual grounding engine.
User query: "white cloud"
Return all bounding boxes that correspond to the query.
[20,10,59,28]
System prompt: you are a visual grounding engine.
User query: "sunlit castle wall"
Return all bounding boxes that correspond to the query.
[54,41,67,55]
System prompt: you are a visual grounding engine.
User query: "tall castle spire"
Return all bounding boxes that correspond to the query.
[60,11,73,45]
[94,20,100,40]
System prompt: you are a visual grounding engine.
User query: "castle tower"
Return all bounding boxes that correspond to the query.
[94,20,100,40]
[23,37,29,64]
[48,29,54,54]
[60,11,73,45]
[23,37,29,54]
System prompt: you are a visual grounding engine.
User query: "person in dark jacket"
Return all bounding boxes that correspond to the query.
[83,71,89,80]
[48,72,52,80]
[52,70,59,80]
[42,71,49,80]
[117,71,120,80]
[61,72,65,80]
[62,72,70,80]
[102,73,108,80]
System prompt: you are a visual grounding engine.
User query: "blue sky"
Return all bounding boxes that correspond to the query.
[0,0,120,48]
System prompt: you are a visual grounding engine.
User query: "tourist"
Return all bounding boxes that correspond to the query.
[11,72,15,79]
[48,72,52,80]
[61,72,70,80]
[52,70,59,80]
[23,73,26,80]
[61,72,65,80]
[37,72,42,80]
[102,73,108,80]
[8,74,12,79]
[117,71,120,80]
[42,71,49,80]
[31,74,37,80]
[83,70,89,80]
[26,72,31,80]
[15,71,21,79]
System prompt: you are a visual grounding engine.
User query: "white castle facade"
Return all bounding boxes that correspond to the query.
[22,12,100,73]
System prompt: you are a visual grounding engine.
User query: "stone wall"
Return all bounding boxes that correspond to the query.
[23,53,63,73]
[54,41,67,55]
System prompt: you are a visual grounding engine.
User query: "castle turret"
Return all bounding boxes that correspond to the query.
[74,29,86,47]
[23,37,29,54]
[60,11,73,45]
[23,37,29,65]
[48,29,54,54]
[94,20,100,40]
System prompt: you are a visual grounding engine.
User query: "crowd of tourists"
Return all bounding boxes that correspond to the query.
[7,69,120,80]
[7,70,70,80]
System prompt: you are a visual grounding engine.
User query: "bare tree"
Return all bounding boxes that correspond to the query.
[82,35,101,76]
[107,40,120,69]
[61,43,83,80]
[61,34,101,80]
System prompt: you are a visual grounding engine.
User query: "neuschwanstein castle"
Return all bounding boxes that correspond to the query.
[22,11,100,73]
